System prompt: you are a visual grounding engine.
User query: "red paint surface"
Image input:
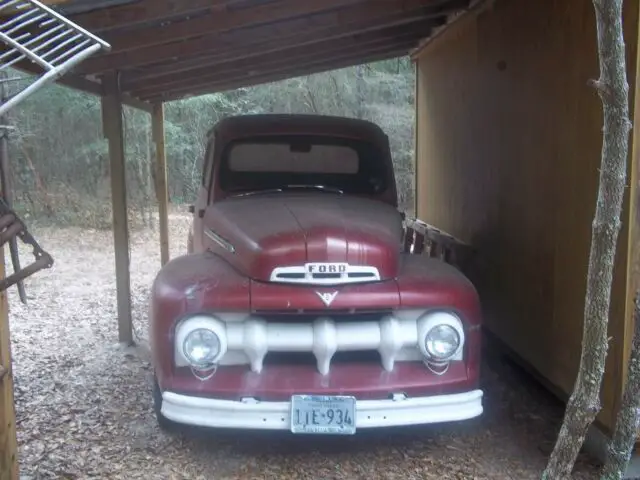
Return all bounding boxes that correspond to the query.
[150,253,250,376]
[158,361,476,401]
[250,277,401,310]
[150,254,483,395]
[201,193,403,282]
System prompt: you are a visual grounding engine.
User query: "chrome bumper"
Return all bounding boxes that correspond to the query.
[161,389,483,430]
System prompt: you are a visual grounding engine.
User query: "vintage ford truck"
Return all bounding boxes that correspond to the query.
[149,113,483,435]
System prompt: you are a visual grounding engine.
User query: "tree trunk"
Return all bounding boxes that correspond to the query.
[542,0,632,478]
[144,121,154,230]
[601,292,640,479]
[355,64,365,119]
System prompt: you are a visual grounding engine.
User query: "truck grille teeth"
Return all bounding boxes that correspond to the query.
[224,315,416,375]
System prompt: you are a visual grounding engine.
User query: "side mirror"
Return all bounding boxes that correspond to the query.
[188,205,195,214]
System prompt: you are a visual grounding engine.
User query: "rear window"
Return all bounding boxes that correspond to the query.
[218,135,389,195]
[228,143,360,174]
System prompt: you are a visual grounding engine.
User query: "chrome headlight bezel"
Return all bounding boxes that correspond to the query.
[183,328,222,368]
[174,314,228,368]
[424,324,460,360]
[416,311,465,362]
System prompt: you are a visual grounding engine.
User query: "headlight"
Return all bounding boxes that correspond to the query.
[183,328,221,367]
[416,311,465,363]
[425,324,460,360]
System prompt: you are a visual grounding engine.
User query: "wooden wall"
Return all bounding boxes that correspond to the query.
[413,0,639,433]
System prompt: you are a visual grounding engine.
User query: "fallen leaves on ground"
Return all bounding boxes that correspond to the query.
[6,208,599,479]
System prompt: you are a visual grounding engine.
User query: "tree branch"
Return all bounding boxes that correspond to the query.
[542,0,632,478]
[601,292,640,479]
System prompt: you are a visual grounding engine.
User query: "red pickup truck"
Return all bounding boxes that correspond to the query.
[149,114,483,435]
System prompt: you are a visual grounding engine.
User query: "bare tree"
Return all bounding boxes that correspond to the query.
[602,293,640,479]
[542,0,632,478]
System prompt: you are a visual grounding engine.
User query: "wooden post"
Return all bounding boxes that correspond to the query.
[101,72,133,345]
[151,103,170,266]
[0,243,18,480]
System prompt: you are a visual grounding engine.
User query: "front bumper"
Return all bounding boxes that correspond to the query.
[161,388,484,430]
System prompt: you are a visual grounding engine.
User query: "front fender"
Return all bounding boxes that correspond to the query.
[149,252,250,386]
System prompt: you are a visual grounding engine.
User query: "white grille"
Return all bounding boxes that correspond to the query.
[270,262,381,285]
[0,0,110,115]
[174,311,466,376]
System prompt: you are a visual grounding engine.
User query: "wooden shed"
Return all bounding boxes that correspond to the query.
[412,0,640,458]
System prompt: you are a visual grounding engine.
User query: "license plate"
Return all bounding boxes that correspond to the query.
[290,394,356,434]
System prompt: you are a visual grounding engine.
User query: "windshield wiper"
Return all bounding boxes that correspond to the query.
[228,185,344,198]
[228,188,283,198]
[282,184,344,194]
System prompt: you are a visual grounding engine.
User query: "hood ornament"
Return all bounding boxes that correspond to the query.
[316,291,338,307]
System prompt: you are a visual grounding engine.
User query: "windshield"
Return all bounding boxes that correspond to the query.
[218,135,389,195]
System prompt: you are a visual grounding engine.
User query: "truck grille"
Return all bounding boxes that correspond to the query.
[255,311,393,324]
[263,350,382,366]
[222,313,424,375]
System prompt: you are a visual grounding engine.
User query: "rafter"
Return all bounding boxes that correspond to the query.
[76,0,456,74]
[119,6,452,87]
[101,0,364,52]
[67,0,229,32]
[135,37,419,101]
[13,60,153,112]
[124,21,432,94]
[154,46,411,103]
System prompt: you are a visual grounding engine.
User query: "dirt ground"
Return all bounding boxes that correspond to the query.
[6,208,601,479]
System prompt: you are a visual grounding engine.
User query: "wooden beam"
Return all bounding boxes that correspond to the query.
[59,75,152,113]
[120,10,447,89]
[105,0,364,52]
[126,21,433,94]
[101,72,133,345]
[149,46,410,103]
[46,74,152,112]
[69,0,228,32]
[0,246,17,480]
[77,0,454,74]
[132,30,425,99]
[54,0,140,15]
[409,0,488,59]
[151,103,170,267]
[140,41,416,101]
[10,60,153,113]
[121,11,443,86]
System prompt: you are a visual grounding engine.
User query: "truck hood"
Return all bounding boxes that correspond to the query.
[203,192,403,283]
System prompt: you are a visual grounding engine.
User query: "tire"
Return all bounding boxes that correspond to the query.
[153,376,181,433]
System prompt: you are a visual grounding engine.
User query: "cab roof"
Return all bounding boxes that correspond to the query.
[211,114,390,145]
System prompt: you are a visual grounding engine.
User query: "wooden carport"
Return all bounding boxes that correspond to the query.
[10,0,470,345]
[36,0,469,344]
[0,0,470,477]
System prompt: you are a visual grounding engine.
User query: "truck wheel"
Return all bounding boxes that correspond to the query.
[153,376,180,433]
